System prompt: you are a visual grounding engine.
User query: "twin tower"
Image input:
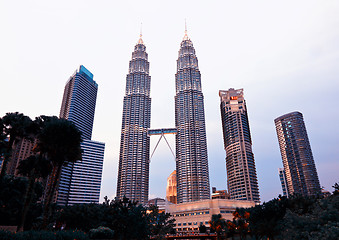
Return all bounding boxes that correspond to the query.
[116,31,210,205]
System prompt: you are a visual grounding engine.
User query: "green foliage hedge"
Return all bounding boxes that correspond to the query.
[89,226,114,239]
[0,230,89,240]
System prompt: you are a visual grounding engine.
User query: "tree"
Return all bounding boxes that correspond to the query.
[0,175,43,227]
[35,118,82,229]
[242,193,338,239]
[57,203,106,232]
[246,197,287,239]
[56,197,175,239]
[278,192,339,239]
[147,205,175,239]
[110,197,149,239]
[199,224,207,234]
[0,118,8,163]
[231,210,250,240]
[0,112,33,180]
[16,154,52,231]
[0,175,28,226]
[332,182,339,195]
[209,214,227,240]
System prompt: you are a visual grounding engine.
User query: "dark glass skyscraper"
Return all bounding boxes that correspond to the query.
[57,65,105,205]
[219,88,260,203]
[275,111,321,196]
[175,31,210,203]
[116,35,151,205]
[60,66,97,140]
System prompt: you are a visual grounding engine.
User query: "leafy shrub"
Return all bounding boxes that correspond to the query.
[15,231,56,240]
[56,230,89,240]
[0,230,14,240]
[0,230,89,240]
[89,226,114,239]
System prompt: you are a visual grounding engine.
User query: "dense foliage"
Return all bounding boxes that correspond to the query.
[1,113,175,239]
[0,112,35,181]
[0,230,89,240]
[147,204,176,239]
[0,175,43,229]
[2,112,338,239]
[0,113,83,231]
[89,226,115,239]
[54,197,175,239]
[245,193,339,239]
[208,188,339,240]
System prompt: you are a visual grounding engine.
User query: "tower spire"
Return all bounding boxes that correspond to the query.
[183,19,189,41]
[138,22,144,44]
[117,27,151,205]
[175,23,210,203]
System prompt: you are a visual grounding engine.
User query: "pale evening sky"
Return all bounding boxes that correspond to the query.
[1,0,338,203]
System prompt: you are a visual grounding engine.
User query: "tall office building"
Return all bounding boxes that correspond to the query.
[57,65,105,205]
[60,66,97,140]
[175,30,210,203]
[274,111,321,196]
[219,88,260,203]
[116,35,151,205]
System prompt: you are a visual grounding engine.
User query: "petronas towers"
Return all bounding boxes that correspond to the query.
[175,31,210,203]
[117,31,210,204]
[117,36,151,205]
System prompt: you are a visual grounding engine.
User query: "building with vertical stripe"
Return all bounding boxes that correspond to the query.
[174,30,210,203]
[274,111,321,197]
[116,35,151,205]
[278,167,288,197]
[57,65,105,205]
[219,88,260,203]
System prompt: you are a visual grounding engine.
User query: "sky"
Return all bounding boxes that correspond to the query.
[1,0,338,203]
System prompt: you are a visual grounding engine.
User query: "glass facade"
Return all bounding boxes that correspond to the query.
[219,88,260,203]
[57,140,105,205]
[59,65,98,140]
[116,36,151,205]
[278,167,288,197]
[175,32,210,203]
[274,112,321,196]
[57,65,105,205]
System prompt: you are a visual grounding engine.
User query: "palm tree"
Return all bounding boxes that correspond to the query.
[35,118,82,229]
[16,154,52,232]
[0,112,33,180]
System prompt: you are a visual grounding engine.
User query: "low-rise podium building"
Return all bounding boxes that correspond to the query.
[166,198,255,232]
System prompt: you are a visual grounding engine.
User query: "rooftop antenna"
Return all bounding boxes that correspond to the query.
[183,18,189,40]
[138,22,144,44]
[140,22,143,38]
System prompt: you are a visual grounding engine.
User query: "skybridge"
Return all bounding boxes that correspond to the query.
[148,128,177,161]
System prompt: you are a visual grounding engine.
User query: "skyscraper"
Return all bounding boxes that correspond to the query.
[57,65,105,205]
[60,65,97,140]
[175,30,210,203]
[274,111,321,196]
[278,168,288,197]
[116,35,151,205]
[219,88,260,203]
